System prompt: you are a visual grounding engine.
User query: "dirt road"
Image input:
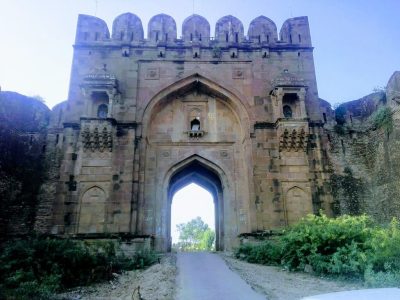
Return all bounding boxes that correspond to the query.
[175,252,266,300]
[221,254,364,300]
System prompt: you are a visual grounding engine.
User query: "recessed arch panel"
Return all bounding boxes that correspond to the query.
[78,186,106,233]
[285,186,312,225]
[141,73,252,141]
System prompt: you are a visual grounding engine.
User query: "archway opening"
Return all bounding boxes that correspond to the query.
[167,159,224,251]
[171,183,215,251]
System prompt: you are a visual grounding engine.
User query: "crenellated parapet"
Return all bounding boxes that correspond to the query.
[74,13,312,48]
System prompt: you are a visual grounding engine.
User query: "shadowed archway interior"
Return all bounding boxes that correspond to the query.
[167,160,224,251]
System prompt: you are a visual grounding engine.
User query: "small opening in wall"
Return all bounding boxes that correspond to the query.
[165,33,168,41]
[199,34,202,41]
[194,52,198,58]
[156,32,159,42]
[289,34,292,44]
[231,52,236,58]
[97,104,108,118]
[95,32,99,41]
[131,32,134,41]
[235,32,239,43]
[120,31,124,40]
[298,34,301,43]
[350,114,353,123]
[55,134,59,145]
[327,133,331,142]
[298,52,301,57]
[225,32,229,42]
[190,33,193,41]
[283,105,293,118]
[267,35,269,43]
[190,118,201,131]
[258,35,261,43]
[323,113,327,123]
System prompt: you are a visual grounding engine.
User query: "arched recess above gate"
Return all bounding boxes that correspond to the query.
[140,73,253,142]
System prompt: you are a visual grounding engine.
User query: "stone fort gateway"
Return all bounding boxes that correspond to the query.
[33,12,344,251]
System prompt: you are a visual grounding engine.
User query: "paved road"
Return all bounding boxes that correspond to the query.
[175,252,266,300]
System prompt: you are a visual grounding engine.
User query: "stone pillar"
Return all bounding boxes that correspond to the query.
[272,87,284,121]
[298,88,307,118]
[107,90,114,118]
[81,88,91,118]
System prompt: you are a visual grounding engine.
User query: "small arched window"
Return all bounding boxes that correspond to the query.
[190,118,200,131]
[283,105,293,118]
[97,104,108,118]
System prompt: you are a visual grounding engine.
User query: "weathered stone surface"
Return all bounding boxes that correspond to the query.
[0,92,50,240]
[324,72,400,222]
[33,13,333,251]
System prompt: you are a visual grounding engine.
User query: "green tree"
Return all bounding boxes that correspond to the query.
[175,217,215,251]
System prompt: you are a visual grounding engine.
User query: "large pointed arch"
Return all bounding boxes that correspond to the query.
[140,73,253,142]
[162,154,230,251]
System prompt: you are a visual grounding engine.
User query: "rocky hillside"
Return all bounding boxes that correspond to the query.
[0,92,50,240]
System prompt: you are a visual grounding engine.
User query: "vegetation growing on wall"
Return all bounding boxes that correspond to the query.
[235,214,400,287]
[330,167,364,215]
[0,236,158,299]
[371,106,393,136]
[334,105,347,125]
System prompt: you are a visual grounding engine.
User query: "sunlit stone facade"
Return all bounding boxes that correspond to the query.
[35,13,333,251]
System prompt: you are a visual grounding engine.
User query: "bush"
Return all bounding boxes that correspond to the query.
[235,240,282,265]
[0,236,158,299]
[367,219,400,274]
[364,266,400,288]
[234,214,400,287]
[371,106,393,135]
[280,214,372,277]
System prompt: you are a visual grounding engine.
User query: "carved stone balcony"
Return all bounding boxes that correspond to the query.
[186,130,205,138]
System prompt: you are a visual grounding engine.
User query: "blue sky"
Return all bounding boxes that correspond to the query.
[0,0,399,108]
